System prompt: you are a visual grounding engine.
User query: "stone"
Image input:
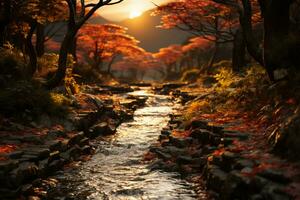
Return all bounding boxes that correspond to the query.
[48,151,60,162]
[176,155,194,165]
[0,160,19,172]
[81,145,93,154]
[161,129,171,136]
[46,130,65,140]
[187,120,209,130]
[89,122,113,137]
[28,195,41,200]
[223,131,249,141]
[148,159,165,171]
[0,187,20,199]
[79,137,89,147]
[205,165,228,192]
[7,150,23,159]
[222,151,239,171]
[261,183,291,200]
[165,146,186,156]
[23,147,50,160]
[220,171,251,199]
[169,137,193,148]
[45,140,62,151]
[234,159,255,170]
[9,162,39,187]
[250,176,269,191]
[20,135,43,144]
[221,138,236,146]
[21,183,33,195]
[68,132,85,146]
[258,169,290,184]
[159,134,169,141]
[250,194,264,200]
[38,159,49,176]
[154,149,172,161]
[48,159,64,172]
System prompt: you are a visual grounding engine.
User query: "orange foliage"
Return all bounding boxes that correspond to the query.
[77,24,145,68]
[0,144,18,154]
[171,129,191,138]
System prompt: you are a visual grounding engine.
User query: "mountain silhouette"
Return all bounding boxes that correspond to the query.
[90,10,191,52]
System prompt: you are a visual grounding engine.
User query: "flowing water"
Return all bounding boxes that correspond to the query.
[49,88,200,200]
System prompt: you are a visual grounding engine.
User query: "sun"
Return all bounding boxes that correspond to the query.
[129,10,142,19]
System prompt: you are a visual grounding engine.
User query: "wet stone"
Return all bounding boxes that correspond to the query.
[169,136,193,148]
[49,151,60,162]
[176,155,194,165]
[154,149,172,161]
[165,146,186,156]
[79,137,89,147]
[206,165,228,192]
[161,129,171,136]
[68,132,85,146]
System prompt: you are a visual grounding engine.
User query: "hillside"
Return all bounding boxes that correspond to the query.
[90,10,191,52]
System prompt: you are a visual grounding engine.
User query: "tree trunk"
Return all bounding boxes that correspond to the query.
[36,24,45,57]
[70,36,77,61]
[240,0,264,67]
[0,0,11,47]
[25,22,38,76]
[207,43,219,70]
[107,55,116,74]
[232,27,246,72]
[262,0,292,81]
[46,30,76,89]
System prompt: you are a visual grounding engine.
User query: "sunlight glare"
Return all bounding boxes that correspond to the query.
[129,10,142,19]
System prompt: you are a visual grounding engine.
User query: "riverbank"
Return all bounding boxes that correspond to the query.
[149,82,300,199]
[0,84,147,199]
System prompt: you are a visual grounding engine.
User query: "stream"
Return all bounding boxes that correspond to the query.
[48,88,200,200]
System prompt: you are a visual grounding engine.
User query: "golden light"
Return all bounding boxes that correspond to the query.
[129,10,142,19]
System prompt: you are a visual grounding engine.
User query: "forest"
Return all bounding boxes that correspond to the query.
[0,0,300,199]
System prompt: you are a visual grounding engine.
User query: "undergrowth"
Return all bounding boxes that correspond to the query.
[0,81,71,120]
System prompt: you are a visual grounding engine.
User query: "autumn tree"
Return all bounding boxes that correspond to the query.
[0,0,66,75]
[153,45,183,80]
[77,24,145,75]
[154,0,237,68]
[45,0,123,89]
[113,53,159,80]
[181,37,213,72]
[213,0,300,80]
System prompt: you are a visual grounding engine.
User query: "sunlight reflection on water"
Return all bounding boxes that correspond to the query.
[49,88,201,200]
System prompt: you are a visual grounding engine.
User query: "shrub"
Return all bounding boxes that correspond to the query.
[0,81,70,119]
[0,44,26,84]
[184,100,212,120]
[181,68,200,83]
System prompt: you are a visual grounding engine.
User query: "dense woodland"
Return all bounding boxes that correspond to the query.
[0,0,300,199]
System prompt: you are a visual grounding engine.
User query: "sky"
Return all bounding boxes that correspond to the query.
[98,0,170,21]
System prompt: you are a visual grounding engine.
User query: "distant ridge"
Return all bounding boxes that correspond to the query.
[89,10,191,52]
